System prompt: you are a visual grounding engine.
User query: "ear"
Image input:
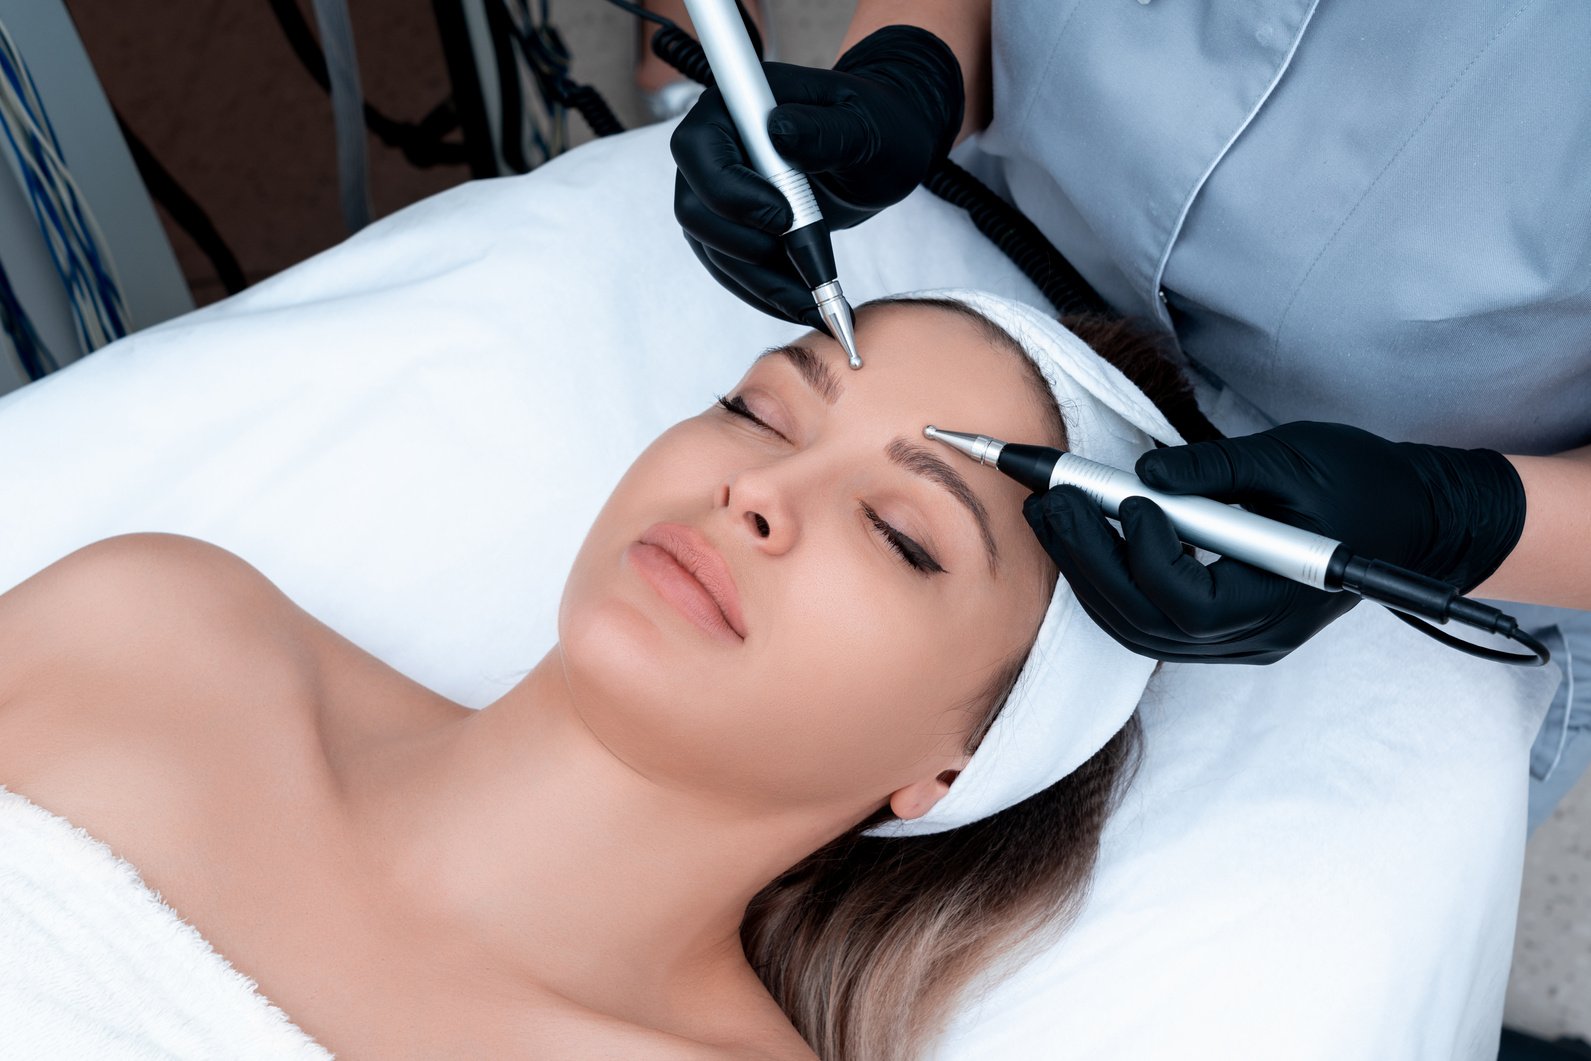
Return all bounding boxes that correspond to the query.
[887,758,970,822]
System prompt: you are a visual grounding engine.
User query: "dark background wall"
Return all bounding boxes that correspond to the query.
[67,0,471,304]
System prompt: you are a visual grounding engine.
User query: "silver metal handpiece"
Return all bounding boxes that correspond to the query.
[682,0,862,369]
[924,426,1345,590]
[924,425,1002,465]
[813,281,859,367]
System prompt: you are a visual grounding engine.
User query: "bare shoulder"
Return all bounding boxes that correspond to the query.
[0,533,323,798]
[0,532,314,708]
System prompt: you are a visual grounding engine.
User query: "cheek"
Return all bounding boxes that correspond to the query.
[724,568,991,799]
[558,423,718,622]
[559,547,982,814]
[552,424,740,757]
[760,560,1050,789]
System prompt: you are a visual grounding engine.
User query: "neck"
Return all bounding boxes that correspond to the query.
[336,648,840,1021]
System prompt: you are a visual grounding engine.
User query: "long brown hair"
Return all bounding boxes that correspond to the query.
[740,300,1203,1060]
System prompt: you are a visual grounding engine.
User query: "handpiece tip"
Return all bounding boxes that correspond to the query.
[812,283,861,369]
[920,426,1005,467]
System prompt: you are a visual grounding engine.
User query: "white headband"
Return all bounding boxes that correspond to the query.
[864,289,1185,838]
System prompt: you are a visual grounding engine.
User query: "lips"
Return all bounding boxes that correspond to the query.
[634,522,748,640]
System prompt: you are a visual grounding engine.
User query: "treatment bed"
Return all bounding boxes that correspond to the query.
[0,121,1559,1059]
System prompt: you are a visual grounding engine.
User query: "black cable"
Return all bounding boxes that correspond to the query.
[602,0,673,28]
[1337,556,1552,666]
[564,83,626,138]
[649,23,714,86]
[1388,610,1551,666]
[266,0,335,91]
[484,0,532,173]
[522,20,626,139]
[641,1,763,66]
[266,0,334,90]
[431,0,501,177]
[267,0,468,168]
[501,1,575,155]
[923,159,1105,319]
[113,109,247,296]
[603,0,766,59]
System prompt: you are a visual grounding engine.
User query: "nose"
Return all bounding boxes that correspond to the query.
[717,469,798,554]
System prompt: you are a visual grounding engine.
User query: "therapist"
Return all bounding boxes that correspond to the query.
[671,0,1591,832]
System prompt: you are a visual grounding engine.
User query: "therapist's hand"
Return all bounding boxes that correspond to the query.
[1023,421,1528,664]
[670,25,963,329]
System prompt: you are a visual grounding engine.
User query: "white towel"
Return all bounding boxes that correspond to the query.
[0,785,332,1060]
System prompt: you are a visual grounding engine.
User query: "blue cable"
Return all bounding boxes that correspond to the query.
[0,254,57,379]
[0,18,130,361]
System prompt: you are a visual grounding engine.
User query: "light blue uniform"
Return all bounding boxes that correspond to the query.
[974,0,1591,831]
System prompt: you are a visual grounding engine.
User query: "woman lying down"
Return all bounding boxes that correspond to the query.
[0,295,1191,1060]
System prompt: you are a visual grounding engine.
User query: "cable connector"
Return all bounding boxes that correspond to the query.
[1337,555,1549,666]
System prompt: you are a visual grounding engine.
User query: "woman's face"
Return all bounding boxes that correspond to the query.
[557,304,1058,829]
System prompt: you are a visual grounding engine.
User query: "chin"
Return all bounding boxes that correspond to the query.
[561,587,670,679]
[559,589,768,786]
[558,591,702,718]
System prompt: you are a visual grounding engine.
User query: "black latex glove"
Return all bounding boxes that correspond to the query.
[670,25,963,330]
[1023,421,1528,664]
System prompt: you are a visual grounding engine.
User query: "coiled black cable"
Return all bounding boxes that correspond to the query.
[649,23,715,86]
[922,158,1104,319]
[565,84,626,138]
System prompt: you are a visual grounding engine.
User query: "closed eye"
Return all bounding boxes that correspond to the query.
[862,503,945,576]
[715,391,945,577]
[716,394,786,440]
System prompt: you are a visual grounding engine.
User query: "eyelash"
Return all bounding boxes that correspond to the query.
[714,393,945,576]
[862,502,943,575]
[716,394,780,436]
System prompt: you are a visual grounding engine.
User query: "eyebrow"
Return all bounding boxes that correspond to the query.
[887,438,1000,576]
[756,343,842,405]
[756,342,1001,576]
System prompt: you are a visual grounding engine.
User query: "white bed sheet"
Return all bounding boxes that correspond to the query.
[0,120,1559,1059]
